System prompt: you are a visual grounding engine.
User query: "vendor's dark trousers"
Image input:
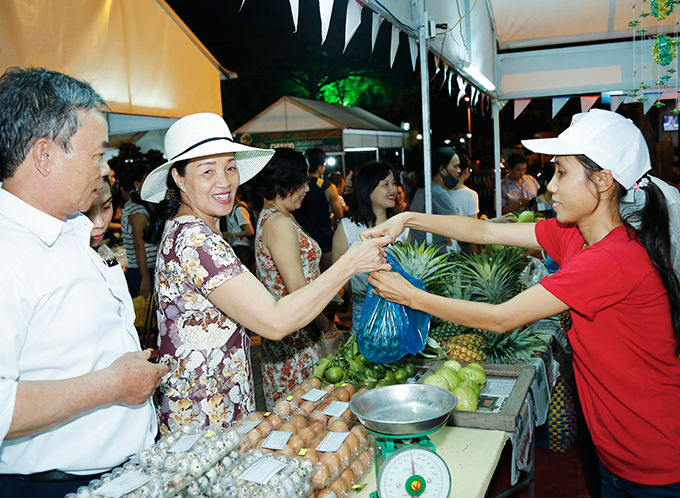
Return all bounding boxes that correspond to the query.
[0,474,96,498]
[600,462,680,498]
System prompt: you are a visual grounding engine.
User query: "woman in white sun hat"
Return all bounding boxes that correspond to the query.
[363,109,680,495]
[142,113,391,434]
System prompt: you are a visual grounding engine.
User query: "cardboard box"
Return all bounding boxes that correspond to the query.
[425,361,535,432]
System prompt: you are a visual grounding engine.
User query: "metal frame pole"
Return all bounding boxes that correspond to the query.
[418,0,433,245]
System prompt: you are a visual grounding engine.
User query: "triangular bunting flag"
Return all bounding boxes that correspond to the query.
[643,93,662,114]
[434,54,441,74]
[344,0,362,52]
[473,87,481,107]
[408,36,417,71]
[514,98,531,119]
[240,0,247,11]
[390,24,400,68]
[552,96,570,118]
[371,13,383,53]
[580,95,599,113]
[610,95,626,112]
[288,0,299,31]
[319,0,334,45]
[498,100,508,111]
[447,70,453,97]
[457,75,466,105]
[470,87,478,109]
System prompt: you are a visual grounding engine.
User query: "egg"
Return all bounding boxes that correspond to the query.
[319,453,341,477]
[344,383,356,397]
[297,427,315,445]
[291,387,306,399]
[258,420,273,437]
[299,400,316,415]
[279,422,297,435]
[336,443,351,467]
[308,421,325,436]
[334,387,350,402]
[288,434,304,453]
[273,400,291,417]
[309,411,329,424]
[308,377,322,389]
[359,450,372,470]
[350,458,365,479]
[247,428,263,446]
[344,433,359,456]
[340,467,356,487]
[303,448,319,463]
[310,464,331,489]
[350,425,367,448]
[328,477,348,497]
[267,413,283,430]
[247,412,265,422]
[290,414,308,431]
[316,489,335,498]
[329,419,349,433]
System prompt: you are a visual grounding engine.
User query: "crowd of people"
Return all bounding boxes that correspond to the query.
[2,66,679,498]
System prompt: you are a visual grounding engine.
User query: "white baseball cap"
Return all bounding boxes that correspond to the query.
[522,109,651,190]
[141,113,274,203]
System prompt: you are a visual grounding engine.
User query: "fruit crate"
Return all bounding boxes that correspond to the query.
[424,360,535,432]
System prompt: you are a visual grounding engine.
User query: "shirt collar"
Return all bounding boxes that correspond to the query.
[0,187,93,246]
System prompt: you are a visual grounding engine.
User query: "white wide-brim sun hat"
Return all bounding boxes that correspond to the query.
[521,109,651,190]
[141,113,274,203]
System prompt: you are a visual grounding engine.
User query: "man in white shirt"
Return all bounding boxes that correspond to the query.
[501,152,540,214]
[0,67,168,498]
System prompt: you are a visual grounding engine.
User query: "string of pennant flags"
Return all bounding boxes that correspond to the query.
[239,0,680,120]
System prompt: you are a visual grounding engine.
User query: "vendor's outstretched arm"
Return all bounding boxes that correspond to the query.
[208,235,393,340]
[368,270,568,333]
[7,350,168,440]
[362,211,541,250]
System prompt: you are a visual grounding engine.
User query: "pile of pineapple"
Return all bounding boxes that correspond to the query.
[390,242,547,364]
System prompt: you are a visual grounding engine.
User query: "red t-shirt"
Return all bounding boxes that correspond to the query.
[536,218,680,485]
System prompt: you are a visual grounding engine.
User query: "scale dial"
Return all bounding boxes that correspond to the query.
[377,446,451,498]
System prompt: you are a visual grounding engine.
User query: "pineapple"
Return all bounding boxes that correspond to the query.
[482,326,548,364]
[454,247,528,304]
[444,332,488,362]
[388,241,455,295]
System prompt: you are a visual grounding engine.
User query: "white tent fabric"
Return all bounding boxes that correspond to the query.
[0,0,233,118]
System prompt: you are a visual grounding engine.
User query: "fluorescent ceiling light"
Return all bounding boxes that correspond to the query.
[461,64,496,92]
[345,147,378,152]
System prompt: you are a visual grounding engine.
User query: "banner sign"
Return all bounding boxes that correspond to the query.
[237,129,343,153]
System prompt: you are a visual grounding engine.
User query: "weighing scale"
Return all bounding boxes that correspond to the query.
[350,384,457,498]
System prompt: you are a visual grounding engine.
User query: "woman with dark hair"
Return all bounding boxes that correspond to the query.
[410,147,459,254]
[121,161,156,298]
[332,162,408,332]
[142,113,389,433]
[250,148,336,408]
[365,109,680,496]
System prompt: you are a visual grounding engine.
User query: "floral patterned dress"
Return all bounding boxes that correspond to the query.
[155,215,255,436]
[255,207,323,409]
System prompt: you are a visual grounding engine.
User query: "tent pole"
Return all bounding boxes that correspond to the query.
[418,0,433,245]
[492,98,502,218]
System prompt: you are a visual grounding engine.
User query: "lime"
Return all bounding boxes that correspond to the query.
[349,360,364,375]
[373,365,386,378]
[357,354,372,366]
[383,370,396,384]
[364,366,376,379]
[404,363,417,378]
[394,367,409,384]
[324,366,345,384]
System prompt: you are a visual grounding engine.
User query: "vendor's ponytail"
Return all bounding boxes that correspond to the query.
[144,160,187,245]
[624,180,680,355]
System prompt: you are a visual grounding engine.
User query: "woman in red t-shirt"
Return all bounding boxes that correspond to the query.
[364,109,680,496]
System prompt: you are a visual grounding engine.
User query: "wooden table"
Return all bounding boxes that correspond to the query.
[349,426,509,498]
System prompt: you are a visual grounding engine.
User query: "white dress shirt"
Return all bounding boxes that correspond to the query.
[0,188,156,475]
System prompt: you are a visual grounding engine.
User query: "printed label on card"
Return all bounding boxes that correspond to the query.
[168,433,202,453]
[96,472,152,497]
[261,430,293,450]
[322,400,349,417]
[239,458,288,485]
[236,419,262,436]
[316,431,350,452]
[300,388,327,402]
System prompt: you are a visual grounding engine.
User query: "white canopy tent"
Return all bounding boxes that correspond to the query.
[0,0,235,156]
[358,0,680,215]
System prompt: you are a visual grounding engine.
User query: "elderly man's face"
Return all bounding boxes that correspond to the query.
[50,110,110,218]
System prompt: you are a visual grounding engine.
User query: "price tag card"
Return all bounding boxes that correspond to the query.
[316,431,350,452]
[96,472,152,497]
[168,433,202,453]
[239,458,288,485]
[236,419,262,436]
[322,401,349,417]
[261,430,293,450]
[300,388,327,402]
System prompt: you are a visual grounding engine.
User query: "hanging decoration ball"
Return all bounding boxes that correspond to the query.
[650,0,680,19]
[652,34,678,66]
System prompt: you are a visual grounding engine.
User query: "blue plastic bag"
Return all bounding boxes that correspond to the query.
[356,253,431,364]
